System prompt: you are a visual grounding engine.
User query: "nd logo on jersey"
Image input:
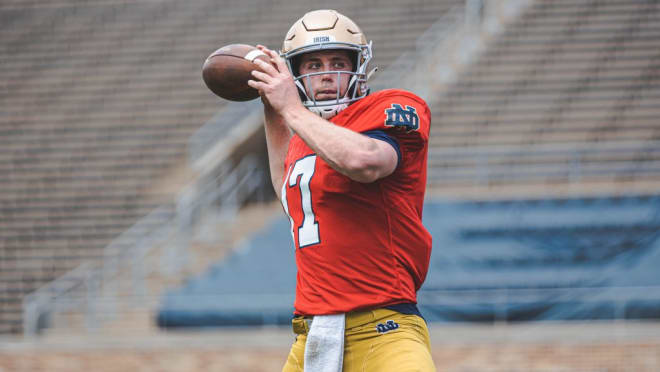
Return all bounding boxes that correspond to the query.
[384,103,419,132]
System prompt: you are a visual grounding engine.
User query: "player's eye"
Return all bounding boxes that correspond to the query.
[306,62,321,70]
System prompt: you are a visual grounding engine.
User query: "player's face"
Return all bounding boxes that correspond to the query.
[298,50,354,101]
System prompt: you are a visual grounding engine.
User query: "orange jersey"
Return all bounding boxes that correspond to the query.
[281,89,432,315]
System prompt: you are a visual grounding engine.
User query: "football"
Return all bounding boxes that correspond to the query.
[202,44,270,101]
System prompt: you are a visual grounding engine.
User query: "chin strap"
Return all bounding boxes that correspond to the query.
[308,102,349,119]
[366,67,378,81]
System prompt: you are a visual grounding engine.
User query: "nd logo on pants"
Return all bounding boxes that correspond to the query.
[282,308,436,372]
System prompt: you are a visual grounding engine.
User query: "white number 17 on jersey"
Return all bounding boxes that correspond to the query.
[281,155,320,248]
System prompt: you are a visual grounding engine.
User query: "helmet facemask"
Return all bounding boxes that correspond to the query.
[284,42,373,119]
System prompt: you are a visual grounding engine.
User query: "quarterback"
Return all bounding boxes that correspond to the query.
[248,9,435,372]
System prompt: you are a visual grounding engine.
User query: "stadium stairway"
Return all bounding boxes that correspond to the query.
[1,0,463,334]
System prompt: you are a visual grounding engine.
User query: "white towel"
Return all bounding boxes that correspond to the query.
[304,313,346,372]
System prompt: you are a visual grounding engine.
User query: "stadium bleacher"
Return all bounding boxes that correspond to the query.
[2,0,660,370]
[154,1,660,330]
[0,0,462,334]
[427,0,660,198]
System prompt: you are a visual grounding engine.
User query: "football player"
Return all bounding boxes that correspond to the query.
[247,9,435,372]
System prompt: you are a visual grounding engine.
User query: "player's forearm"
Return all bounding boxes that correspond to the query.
[282,106,389,182]
[264,113,291,198]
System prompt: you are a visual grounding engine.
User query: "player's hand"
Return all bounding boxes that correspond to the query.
[248,45,304,115]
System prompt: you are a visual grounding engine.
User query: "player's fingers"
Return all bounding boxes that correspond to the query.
[269,52,290,77]
[259,47,275,57]
[257,46,276,62]
[260,48,288,75]
[275,58,289,77]
[251,69,274,83]
[254,59,279,76]
[247,79,266,92]
[256,45,272,55]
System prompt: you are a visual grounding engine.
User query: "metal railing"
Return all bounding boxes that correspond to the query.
[188,100,262,163]
[22,205,175,335]
[23,154,264,336]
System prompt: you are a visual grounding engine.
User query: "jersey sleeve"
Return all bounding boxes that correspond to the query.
[348,89,431,153]
[363,130,402,168]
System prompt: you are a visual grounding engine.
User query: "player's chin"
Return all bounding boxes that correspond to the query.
[315,93,338,101]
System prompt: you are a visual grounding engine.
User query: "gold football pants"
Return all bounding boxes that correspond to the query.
[282,308,436,372]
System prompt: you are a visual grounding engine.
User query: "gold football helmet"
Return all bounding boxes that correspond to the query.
[281,9,375,119]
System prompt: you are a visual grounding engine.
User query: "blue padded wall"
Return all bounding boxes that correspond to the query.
[158,196,660,327]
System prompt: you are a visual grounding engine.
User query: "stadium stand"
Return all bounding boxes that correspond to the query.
[2,0,660,370]
[156,0,660,330]
[427,0,660,198]
[1,0,462,334]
